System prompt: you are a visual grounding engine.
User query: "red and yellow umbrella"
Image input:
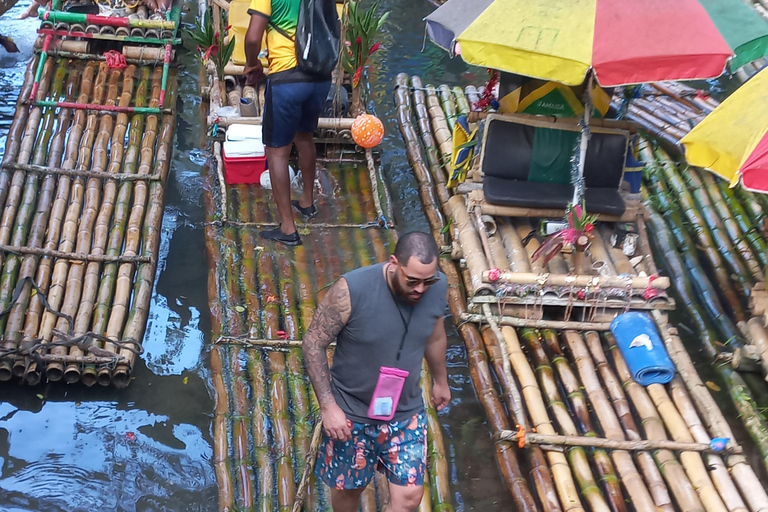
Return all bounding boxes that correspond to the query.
[681,65,768,193]
[426,0,768,87]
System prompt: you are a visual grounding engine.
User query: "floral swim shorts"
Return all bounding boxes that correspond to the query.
[316,411,427,490]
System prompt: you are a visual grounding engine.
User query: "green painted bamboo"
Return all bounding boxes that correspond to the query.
[702,171,768,268]
[682,169,760,284]
[356,165,389,263]
[520,329,618,512]
[37,10,176,30]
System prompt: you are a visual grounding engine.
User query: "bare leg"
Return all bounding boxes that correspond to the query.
[265,144,296,234]
[385,482,423,512]
[293,131,316,209]
[330,487,365,512]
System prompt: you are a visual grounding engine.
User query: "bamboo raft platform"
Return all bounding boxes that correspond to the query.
[0,3,181,387]
[395,73,768,511]
[203,162,456,511]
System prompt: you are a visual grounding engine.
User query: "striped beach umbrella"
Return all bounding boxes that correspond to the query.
[681,65,768,193]
[426,0,768,87]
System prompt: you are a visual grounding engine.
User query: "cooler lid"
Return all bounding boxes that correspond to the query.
[226,124,263,142]
[223,139,265,157]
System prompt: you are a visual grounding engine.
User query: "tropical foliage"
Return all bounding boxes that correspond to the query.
[189,8,236,83]
[341,0,390,89]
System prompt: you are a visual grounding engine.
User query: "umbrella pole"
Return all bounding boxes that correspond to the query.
[573,71,593,206]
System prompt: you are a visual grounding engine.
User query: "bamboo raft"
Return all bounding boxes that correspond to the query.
[395,73,768,511]
[204,161,456,511]
[0,3,181,386]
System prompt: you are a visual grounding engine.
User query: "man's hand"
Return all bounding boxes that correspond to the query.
[244,62,265,86]
[431,379,451,411]
[321,402,352,441]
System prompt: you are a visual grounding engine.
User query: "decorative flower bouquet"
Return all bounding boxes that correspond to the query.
[532,201,598,272]
[190,8,236,85]
[341,0,389,115]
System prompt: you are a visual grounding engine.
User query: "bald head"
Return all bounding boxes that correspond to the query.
[393,232,439,266]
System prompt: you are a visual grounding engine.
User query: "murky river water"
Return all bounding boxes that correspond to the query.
[0,0,514,510]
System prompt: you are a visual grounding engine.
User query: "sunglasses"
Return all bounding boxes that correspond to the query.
[399,266,439,287]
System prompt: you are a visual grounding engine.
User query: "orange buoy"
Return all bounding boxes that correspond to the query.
[351,114,384,149]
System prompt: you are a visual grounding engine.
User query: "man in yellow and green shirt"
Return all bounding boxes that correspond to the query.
[244,0,333,246]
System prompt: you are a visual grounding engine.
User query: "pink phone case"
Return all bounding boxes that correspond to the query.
[368,366,410,421]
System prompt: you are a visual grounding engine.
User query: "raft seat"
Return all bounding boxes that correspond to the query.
[480,114,629,216]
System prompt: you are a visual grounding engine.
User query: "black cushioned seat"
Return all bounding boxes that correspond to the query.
[480,115,629,215]
[484,177,573,209]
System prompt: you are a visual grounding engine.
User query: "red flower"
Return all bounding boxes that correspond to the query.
[576,289,586,300]
[214,31,220,44]
[356,36,362,45]
[584,223,593,233]
[488,268,501,282]
[368,42,380,56]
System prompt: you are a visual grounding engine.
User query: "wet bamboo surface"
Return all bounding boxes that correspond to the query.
[0,55,177,387]
[395,72,768,511]
[204,158,454,511]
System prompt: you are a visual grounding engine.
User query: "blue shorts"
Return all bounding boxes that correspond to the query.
[316,412,427,490]
[262,78,331,147]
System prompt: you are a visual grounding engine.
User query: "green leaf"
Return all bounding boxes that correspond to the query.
[36,394,44,400]
[234,305,246,313]
[183,376,189,385]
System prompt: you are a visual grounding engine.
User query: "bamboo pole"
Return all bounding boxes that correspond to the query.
[79,66,151,386]
[63,64,138,383]
[584,333,673,512]
[561,331,665,512]
[483,270,669,289]
[521,329,618,512]
[607,336,705,512]
[447,195,492,295]
[651,311,768,487]
[645,383,728,512]
[211,346,235,510]
[8,64,79,378]
[745,318,768,379]
[0,61,67,378]
[27,60,108,382]
[497,218,531,273]
[479,325,562,512]
[667,378,748,512]
[425,83,453,173]
[503,327,584,512]
[462,313,612,331]
[410,76,449,204]
[422,361,454,511]
[108,67,169,387]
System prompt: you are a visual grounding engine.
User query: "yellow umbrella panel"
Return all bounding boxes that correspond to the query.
[681,66,768,188]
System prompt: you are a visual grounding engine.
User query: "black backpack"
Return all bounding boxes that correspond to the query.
[270,0,340,77]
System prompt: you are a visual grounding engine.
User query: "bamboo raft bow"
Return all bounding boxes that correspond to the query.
[395,72,768,511]
[0,1,181,387]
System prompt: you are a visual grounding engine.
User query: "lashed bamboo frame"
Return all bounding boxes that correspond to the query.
[395,72,768,512]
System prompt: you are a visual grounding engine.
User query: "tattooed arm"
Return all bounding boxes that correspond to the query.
[303,277,352,441]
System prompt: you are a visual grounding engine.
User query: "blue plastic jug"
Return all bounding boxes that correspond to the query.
[610,312,675,386]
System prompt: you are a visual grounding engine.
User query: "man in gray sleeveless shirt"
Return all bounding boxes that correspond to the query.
[303,232,450,512]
